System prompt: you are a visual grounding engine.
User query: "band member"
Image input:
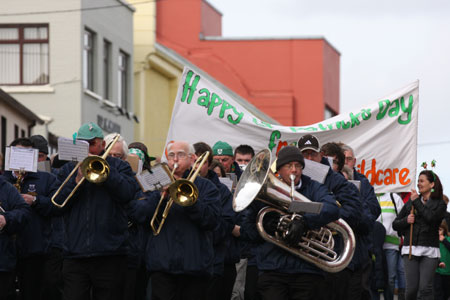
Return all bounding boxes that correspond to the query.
[234,144,255,170]
[240,146,339,300]
[193,142,238,300]
[0,177,31,300]
[146,141,221,300]
[53,122,138,300]
[2,137,60,300]
[212,141,242,179]
[31,135,65,300]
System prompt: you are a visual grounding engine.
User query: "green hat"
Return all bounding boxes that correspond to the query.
[212,141,233,156]
[76,122,104,140]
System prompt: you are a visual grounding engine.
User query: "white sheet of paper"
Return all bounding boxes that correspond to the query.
[135,164,173,192]
[303,159,330,184]
[5,147,38,172]
[349,180,361,191]
[58,137,89,162]
[219,177,234,192]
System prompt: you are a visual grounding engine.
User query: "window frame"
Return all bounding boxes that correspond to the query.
[117,50,128,109]
[103,39,111,100]
[0,23,49,85]
[83,28,95,91]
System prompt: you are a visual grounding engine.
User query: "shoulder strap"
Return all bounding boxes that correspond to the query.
[390,193,399,215]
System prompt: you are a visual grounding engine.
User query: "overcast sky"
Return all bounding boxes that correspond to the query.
[208,0,450,197]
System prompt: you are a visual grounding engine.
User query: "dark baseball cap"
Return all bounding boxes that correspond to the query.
[297,134,320,152]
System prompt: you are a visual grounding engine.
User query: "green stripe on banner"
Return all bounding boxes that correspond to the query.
[385,235,400,245]
[381,208,396,214]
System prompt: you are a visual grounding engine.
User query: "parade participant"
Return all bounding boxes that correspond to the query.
[53,122,138,300]
[194,142,238,300]
[31,135,64,300]
[146,141,220,300]
[0,177,31,300]
[312,141,368,299]
[393,170,447,300]
[376,192,406,300]
[105,133,128,160]
[212,141,242,179]
[234,144,255,170]
[240,146,339,300]
[340,142,381,298]
[2,137,60,300]
[30,135,50,163]
[434,220,450,300]
[210,159,226,178]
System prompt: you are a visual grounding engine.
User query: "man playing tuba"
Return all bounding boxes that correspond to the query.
[239,146,339,300]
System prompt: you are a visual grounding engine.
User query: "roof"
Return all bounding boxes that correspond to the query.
[0,89,44,124]
[154,42,280,125]
[202,36,341,55]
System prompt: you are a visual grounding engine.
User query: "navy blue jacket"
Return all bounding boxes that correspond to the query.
[0,178,31,271]
[54,156,138,258]
[2,170,59,258]
[144,173,221,276]
[241,174,339,274]
[354,170,381,260]
[321,157,361,228]
[206,170,238,275]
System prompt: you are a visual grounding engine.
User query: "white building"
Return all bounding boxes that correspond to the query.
[0,0,137,148]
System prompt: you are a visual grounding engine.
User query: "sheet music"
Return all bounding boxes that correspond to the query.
[58,137,89,162]
[135,164,173,192]
[349,180,361,191]
[219,177,234,192]
[5,147,38,172]
[303,159,330,184]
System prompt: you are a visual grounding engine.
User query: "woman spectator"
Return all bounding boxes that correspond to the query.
[393,170,447,300]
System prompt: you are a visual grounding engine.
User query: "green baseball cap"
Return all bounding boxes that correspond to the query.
[212,141,233,156]
[77,122,104,140]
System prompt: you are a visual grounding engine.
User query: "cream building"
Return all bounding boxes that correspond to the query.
[131,0,277,158]
[0,0,137,148]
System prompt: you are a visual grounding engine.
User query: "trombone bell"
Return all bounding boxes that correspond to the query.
[81,156,110,184]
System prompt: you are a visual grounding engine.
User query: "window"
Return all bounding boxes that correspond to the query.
[1,116,6,155]
[0,24,49,85]
[14,124,18,139]
[118,51,128,109]
[103,40,111,100]
[83,29,95,91]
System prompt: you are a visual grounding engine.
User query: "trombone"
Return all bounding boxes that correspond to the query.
[51,134,121,208]
[150,151,209,235]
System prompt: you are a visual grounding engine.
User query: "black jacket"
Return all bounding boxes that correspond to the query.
[393,196,446,248]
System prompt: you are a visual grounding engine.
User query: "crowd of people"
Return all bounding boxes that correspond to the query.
[0,122,449,300]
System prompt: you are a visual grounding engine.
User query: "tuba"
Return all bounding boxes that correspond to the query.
[233,149,355,273]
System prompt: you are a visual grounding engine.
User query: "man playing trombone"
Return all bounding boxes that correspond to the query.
[53,122,138,300]
[146,141,221,300]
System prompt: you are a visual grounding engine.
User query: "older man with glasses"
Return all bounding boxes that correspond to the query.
[145,141,221,300]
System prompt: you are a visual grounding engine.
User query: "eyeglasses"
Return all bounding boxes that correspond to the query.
[282,163,303,170]
[301,150,319,158]
[167,151,188,160]
[345,156,355,162]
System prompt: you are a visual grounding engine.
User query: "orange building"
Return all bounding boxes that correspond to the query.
[156,0,340,126]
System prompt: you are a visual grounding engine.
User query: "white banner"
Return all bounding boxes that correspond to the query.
[165,67,419,193]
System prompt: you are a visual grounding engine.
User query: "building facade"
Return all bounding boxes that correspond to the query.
[0,0,137,148]
[155,0,340,126]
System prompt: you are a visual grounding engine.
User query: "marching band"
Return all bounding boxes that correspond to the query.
[0,122,448,300]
